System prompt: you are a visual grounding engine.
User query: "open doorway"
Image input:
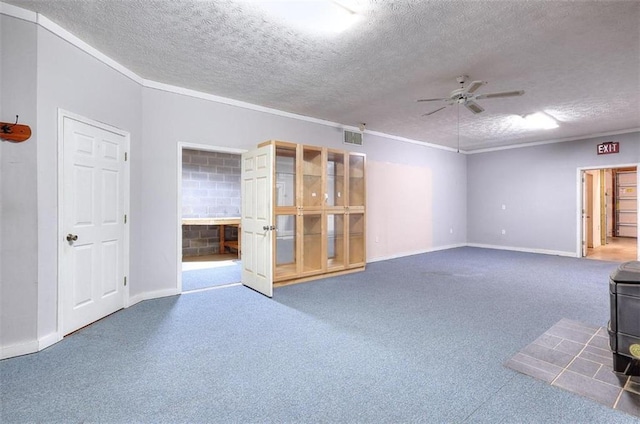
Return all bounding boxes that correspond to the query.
[581,166,638,262]
[178,144,246,292]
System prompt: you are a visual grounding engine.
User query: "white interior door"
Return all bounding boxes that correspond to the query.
[61,116,128,335]
[581,171,588,257]
[586,172,594,248]
[241,144,274,297]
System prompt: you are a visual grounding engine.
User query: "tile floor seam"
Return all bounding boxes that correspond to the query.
[613,384,625,409]
[550,329,598,386]
[511,353,562,375]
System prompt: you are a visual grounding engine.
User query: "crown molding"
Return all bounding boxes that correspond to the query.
[466,128,640,154]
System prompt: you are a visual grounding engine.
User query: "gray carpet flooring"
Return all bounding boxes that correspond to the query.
[2,247,639,423]
[182,262,241,291]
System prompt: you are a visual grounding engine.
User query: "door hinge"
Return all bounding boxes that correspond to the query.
[124,276,127,286]
[124,214,127,224]
[125,152,128,161]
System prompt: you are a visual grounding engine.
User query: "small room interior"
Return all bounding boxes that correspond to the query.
[584,167,637,262]
[181,148,242,291]
[1,1,640,422]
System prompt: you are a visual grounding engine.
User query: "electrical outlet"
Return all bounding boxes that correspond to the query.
[449,228,454,234]
[501,204,506,210]
[501,229,506,235]
[375,236,379,243]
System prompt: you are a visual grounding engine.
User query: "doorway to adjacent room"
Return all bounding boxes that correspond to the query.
[177,143,246,292]
[580,166,638,262]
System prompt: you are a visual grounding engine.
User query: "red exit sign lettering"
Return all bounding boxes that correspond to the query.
[597,142,619,155]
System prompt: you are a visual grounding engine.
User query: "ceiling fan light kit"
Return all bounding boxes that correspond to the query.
[417,75,525,116]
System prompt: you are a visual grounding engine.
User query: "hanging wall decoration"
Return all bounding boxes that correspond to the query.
[1,115,32,143]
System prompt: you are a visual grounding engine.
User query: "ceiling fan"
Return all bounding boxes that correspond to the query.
[417,75,525,116]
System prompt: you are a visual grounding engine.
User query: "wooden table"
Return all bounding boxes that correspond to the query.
[182,217,241,256]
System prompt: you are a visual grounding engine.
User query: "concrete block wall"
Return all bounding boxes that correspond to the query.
[182,150,241,257]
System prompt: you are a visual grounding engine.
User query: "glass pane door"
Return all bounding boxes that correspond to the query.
[327,213,345,270]
[275,146,296,207]
[348,154,365,208]
[327,150,345,207]
[302,213,323,274]
[275,214,297,280]
[348,212,365,267]
[302,146,323,208]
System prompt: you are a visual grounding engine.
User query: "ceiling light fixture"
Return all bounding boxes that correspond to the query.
[521,112,559,130]
[253,0,359,34]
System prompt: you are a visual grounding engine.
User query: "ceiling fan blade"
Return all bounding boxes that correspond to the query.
[422,106,447,116]
[476,90,525,99]
[417,97,449,102]
[465,80,486,94]
[464,100,484,114]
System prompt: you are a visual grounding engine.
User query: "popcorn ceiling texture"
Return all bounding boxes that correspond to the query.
[5,0,640,150]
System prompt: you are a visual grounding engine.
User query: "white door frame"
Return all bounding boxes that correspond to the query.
[57,109,131,338]
[176,142,247,293]
[576,162,639,260]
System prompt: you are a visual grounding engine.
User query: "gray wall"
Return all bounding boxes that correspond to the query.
[467,132,639,255]
[140,88,467,294]
[1,15,38,350]
[35,25,143,341]
[0,10,468,355]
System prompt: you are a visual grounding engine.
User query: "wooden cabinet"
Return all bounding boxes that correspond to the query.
[260,140,366,286]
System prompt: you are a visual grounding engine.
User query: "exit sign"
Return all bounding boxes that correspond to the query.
[597,141,619,155]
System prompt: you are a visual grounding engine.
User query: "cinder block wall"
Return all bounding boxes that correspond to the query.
[182,150,241,257]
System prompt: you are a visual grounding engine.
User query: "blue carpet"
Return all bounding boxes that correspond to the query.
[182,262,241,291]
[1,247,638,423]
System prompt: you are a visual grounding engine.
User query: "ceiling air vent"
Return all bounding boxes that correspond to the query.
[343,130,363,146]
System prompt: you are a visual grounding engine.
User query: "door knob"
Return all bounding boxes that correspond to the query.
[66,233,78,242]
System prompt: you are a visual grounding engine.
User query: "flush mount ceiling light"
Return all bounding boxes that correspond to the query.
[252,0,359,34]
[520,112,559,130]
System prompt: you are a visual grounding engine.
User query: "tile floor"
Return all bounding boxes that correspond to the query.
[506,318,640,418]
[587,236,637,262]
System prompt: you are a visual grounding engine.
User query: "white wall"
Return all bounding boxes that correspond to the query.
[35,24,143,343]
[0,7,467,357]
[140,88,467,294]
[467,133,640,256]
[0,14,38,353]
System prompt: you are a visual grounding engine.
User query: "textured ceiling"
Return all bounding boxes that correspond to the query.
[5,0,640,151]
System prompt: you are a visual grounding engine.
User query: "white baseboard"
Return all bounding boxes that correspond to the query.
[1,339,38,360]
[367,243,467,263]
[1,332,62,360]
[466,243,577,258]
[368,243,577,263]
[38,332,61,351]
[128,287,179,307]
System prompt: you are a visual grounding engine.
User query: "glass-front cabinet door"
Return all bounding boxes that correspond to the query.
[347,212,365,268]
[302,146,323,210]
[326,150,345,208]
[275,144,297,208]
[274,214,297,281]
[348,153,366,210]
[301,212,324,276]
[274,142,299,281]
[326,212,346,271]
